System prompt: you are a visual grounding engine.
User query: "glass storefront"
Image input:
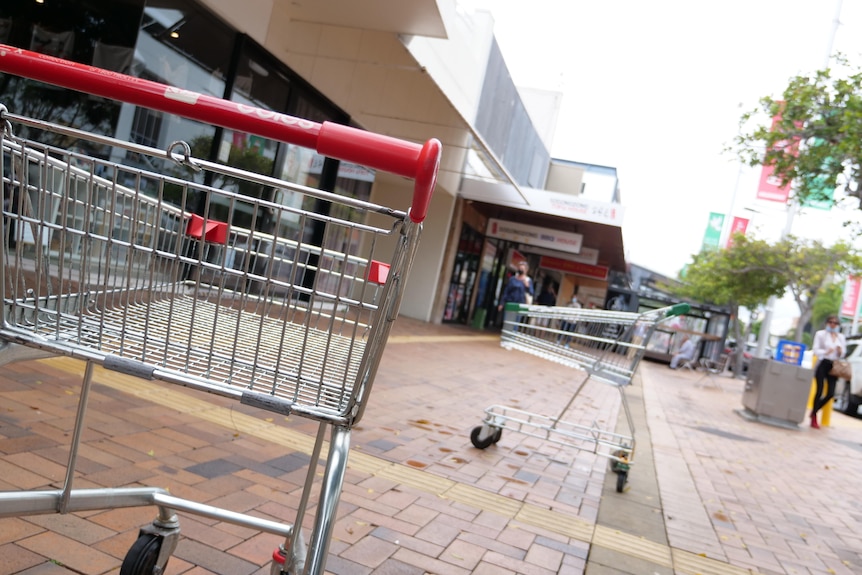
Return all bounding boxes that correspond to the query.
[0,0,365,244]
[443,224,483,323]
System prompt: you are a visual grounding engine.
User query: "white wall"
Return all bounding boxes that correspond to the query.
[546,163,585,196]
[518,88,563,152]
[366,175,455,321]
[402,2,495,124]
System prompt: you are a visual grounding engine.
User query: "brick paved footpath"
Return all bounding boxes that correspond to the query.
[1,316,861,574]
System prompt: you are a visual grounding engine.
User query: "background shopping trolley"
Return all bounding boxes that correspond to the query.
[0,46,440,574]
[470,302,688,493]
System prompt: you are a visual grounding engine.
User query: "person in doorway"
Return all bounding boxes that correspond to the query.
[536,277,557,306]
[810,315,846,429]
[498,261,534,310]
[669,335,695,369]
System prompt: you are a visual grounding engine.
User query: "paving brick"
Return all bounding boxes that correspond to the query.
[413,517,462,547]
[439,537,486,570]
[0,460,51,489]
[471,563,517,575]
[523,540,564,571]
[479,549,557,575]
[88,505,169,534]
[5,560,79,574]
[0,435,56,453]
[4,452,68,485]
[92,530,142,562]
[84,461,158,488]
[319,554,371,575]
[173,538,259,575]
[0,542,44,573]
[458,531,526,561]
[17,531,119,574]
[225,531,282,565]
[393,501,439,527]
[0,518,44,546]
[23,513,116,545]
[390,547,471,575]
[339,533,398,568]
[161,554,196,575]
[173,515,244,550]
[369,526,444,559]
[331,514,376,545]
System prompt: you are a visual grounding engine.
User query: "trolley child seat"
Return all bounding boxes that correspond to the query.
[470,302,689,493]
[0,45,441,575]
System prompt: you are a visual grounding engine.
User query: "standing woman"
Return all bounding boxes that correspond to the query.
[810,315,846,429]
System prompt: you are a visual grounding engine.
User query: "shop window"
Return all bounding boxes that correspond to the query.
[0,0,144,147]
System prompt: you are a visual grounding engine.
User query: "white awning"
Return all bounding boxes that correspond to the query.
[460,178,624,227]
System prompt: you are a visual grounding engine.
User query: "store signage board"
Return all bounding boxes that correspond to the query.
[521,245,599,265]
[487,218,583,254]
[539,255,609,280]
[460,179,624,227]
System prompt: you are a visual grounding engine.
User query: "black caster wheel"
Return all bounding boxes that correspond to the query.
[470,425,499,449]
[615,470,627,493]
[120,533,166,575]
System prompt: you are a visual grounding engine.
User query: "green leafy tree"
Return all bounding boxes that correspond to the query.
[671,235,786,374]
[733,55,862,207]
[771,237,861,341]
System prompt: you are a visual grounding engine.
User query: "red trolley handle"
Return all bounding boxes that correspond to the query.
[0,45,441,223]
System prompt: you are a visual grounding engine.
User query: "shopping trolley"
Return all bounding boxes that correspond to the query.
[0,45,440,574]
[470,302,688,493]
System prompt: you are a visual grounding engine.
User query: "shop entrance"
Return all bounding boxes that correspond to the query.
[442,224,483,323]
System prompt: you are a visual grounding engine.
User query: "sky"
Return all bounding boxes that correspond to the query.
[459,0,862,331]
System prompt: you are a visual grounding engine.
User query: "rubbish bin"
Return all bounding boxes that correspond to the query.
[740,357,813,427]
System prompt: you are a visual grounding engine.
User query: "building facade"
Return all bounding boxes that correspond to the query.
[0,0,627,325]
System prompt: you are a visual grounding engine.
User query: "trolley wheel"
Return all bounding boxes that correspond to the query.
[615,470,627,493]
[470,425,499,449]
[120,533,166,575]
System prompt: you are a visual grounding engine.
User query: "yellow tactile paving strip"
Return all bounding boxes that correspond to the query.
[43,356,754,575]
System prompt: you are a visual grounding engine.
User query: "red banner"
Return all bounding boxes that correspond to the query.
[725,217,749,248]
[756,106,799,203]
[841,276,861,318]
[539,256,608,280]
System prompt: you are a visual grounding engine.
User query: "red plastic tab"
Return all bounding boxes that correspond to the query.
[186,214,227,244]
[367,260,390,285]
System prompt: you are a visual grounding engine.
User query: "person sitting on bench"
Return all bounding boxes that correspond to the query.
[669,335,695,369]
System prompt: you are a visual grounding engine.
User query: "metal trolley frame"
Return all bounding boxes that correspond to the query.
[0,45,440,574]
[470,302,688,493]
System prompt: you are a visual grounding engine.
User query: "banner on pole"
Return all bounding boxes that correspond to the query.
[725,217,749,248]
[756,105,799,203]
[701,212,724,252]
[840,276,861,318]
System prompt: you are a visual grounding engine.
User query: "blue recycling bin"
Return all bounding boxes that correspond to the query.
[775,340,806,365]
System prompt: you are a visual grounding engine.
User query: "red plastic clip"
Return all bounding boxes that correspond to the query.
[367,260,390,285]
[186,214,228,244]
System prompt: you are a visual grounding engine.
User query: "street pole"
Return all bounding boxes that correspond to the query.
[754,202,796,357]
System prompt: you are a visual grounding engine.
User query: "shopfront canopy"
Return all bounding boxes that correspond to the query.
[459,178,627,272]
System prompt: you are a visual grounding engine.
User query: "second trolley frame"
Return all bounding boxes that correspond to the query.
[470,302,689,492]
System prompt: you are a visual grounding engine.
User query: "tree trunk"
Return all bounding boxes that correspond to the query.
[794,307,813,342]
